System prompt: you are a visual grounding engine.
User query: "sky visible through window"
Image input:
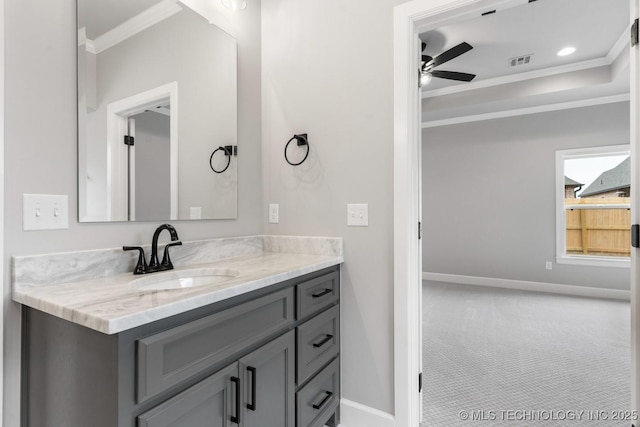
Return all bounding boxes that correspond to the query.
[564,154,629,197]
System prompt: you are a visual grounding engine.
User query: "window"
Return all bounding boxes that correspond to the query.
[555,145,631,268]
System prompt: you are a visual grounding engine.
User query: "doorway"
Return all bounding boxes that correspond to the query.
[393,0,639,426]
[128,108,172,221]
[103,82,178,221]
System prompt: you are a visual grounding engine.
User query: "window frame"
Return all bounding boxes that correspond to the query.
[555,144,631,268]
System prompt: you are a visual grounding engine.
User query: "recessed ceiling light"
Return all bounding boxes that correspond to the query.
[221,0,247,10]
[557,47,576,57]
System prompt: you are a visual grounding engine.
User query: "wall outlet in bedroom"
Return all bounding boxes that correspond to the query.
[269,203,279,224]
[545,261,553,270]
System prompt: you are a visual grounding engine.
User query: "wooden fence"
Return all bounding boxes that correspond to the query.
[565,198,630,257]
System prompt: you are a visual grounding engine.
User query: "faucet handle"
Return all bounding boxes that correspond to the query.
[123,246,148,275]
[161,241,182,270]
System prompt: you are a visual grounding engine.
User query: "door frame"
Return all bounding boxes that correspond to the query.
[393,0,640,425]
[0,0,5,421]
[630,0,639,415]
[106,82,179,221]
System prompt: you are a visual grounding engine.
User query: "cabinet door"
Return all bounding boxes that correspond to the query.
[239,331,295,427]
[137,363,239,427]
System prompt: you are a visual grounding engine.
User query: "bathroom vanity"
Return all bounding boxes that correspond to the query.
[14,236,342,427]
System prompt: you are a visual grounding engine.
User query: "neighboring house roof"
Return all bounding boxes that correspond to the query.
[579,156,630,197]
[564,176,583,187]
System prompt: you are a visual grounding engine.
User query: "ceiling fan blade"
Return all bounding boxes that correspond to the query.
[426,42,473,68]
[430,70,476,82]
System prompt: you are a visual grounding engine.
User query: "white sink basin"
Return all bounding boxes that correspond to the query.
[129,268,240,291]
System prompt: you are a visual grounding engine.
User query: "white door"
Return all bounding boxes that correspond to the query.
[129,110,172,221]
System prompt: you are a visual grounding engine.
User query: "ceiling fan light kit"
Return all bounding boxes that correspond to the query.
[420,41,476,86]
[419,71,432,87]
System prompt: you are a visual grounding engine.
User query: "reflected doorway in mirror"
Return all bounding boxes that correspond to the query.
[104,83,178,222]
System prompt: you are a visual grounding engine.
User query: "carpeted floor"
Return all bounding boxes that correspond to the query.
[421,281,630,427]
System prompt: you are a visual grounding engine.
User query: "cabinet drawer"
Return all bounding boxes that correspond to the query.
[297,305,339,385]
[296,357,340,427]
[296,270,339,319]
[137,288,294,402]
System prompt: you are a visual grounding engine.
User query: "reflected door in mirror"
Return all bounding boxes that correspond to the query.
[78,0,238,222]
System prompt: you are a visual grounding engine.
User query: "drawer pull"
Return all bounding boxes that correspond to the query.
[312,391,333,410]
[247,366,257,411]
[312,334,334,348]
[312,288,332,298]
[231,376,241,424]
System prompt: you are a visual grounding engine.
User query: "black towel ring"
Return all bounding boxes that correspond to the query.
[210,146,232,174]
[284,134,310,166]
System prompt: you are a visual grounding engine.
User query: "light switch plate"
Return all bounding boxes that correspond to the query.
[23,194,69,231]
[347,204,368,226]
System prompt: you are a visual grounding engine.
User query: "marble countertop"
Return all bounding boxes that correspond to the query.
[13,235,343,335]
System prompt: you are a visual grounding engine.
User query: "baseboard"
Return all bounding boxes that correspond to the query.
[422,272,630,301]
[339,399,395,427]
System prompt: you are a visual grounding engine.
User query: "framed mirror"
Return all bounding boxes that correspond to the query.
[77,0,238,222]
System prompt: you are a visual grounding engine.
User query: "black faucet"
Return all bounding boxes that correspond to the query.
[123,224,182,275]
[149,224,182,272]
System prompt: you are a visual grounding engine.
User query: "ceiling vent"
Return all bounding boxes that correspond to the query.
[509,54,533,67]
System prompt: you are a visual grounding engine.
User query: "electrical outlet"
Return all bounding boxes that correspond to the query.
[269,204,279,224]
[189,207,202,220]
[545,261,553,270]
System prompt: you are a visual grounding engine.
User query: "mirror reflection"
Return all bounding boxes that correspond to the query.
[78,0,238,222]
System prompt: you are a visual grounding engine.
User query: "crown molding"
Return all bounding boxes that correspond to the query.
[87,0,182,55]
[607,28,630,63]
[422,93,630,128]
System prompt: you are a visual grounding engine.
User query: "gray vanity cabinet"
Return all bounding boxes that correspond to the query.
[138,331,295,427]
[21,266,340,427]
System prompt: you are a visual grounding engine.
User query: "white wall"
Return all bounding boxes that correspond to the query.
[3,0,262,425]
[261,0,405,416]
[422,102,631,290]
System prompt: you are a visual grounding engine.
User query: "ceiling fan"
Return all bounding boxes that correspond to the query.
[420,41,476,86]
